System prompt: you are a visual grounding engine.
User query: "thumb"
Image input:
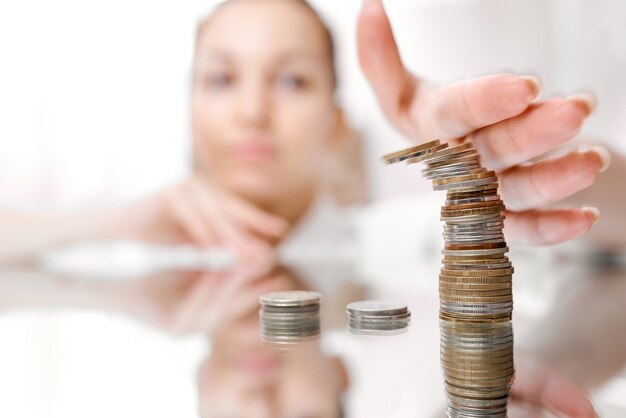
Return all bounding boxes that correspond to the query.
[357,0,418,124]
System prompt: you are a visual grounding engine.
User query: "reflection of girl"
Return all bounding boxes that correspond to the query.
[0,0,610,416]
[195,266,349,418]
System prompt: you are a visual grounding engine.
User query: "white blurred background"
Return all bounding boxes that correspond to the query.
[1,0,625,417]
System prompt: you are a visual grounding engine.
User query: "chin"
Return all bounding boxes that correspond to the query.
[225,175,284,204]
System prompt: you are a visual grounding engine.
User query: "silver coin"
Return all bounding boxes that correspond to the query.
[259,291,321,307]
[442,247,509,256]
[346,300,408,316]
[445,195,502,205]
[433,177,499,191]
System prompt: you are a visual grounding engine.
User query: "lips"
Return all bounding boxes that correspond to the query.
[231,140,277,162]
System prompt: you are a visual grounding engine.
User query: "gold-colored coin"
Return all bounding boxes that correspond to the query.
[445,383,512,399]
[405,143,449,164]
[444,375,514,388]
[433,170,497,185]
[422,142,475,162]
[442,200,505,210]
[443,256,509,264]
[439,312,512,322]
[444,242,507,250]
[441,206,506,217]
[443,254,508,261]
[425,155,481,171]
[382,140,442,163]
[440,295,513,305]
[443,365,515,377]
[440,268,514,277]
[439,283,512,292]
[439,276,513,285]
[439,288,512,297]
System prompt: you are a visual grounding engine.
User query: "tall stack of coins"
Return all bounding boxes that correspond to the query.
[346,300,411,335]
[384,140,514,417]
[259,291,321,346]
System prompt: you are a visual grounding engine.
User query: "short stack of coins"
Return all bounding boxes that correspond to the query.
[384,140,514,417]
[259,291,321,346]
[346,300,411,335]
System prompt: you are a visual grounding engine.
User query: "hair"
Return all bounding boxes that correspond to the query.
[194,0,338,91]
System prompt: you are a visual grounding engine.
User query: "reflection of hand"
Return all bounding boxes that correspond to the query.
[509,355,598,418]
[431,355,597,418]
[112,267,289,335]
[358,2,608,246]
[123,176,288,262]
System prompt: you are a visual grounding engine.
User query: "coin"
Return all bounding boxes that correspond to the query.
[405,143,450,164]
[383,140,443,164]
[259,290,322,346]
[346,300,411,334]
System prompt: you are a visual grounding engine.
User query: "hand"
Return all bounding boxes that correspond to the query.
[123,176,289,263]
[358,1,609,245]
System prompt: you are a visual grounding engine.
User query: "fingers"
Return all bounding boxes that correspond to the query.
[357,0,417,133]
[165,179,283,263]
[471,96,595,171]
[512,356,598,417]
[414,74,539,142]
[358,2,539,141]
[500,146,608,211]
[192,185,273,261]
[504,207,599,246]
[170,273,217,333]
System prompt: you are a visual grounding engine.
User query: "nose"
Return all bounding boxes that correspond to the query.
[235,77,271,128]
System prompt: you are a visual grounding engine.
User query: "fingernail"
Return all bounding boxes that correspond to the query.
[520,75,542,102]
[579,145,611,172]
[582,206,601,224]
[567,92,597,115]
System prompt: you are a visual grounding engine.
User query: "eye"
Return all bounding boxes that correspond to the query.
[203,71,234,90]
[276,73,308,91]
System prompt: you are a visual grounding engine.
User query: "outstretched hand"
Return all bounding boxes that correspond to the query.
[358,1,609,246]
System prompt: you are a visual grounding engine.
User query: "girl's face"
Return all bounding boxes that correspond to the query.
[191,0,339,205]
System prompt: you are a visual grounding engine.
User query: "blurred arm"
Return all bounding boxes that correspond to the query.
[0,268,120,312]
[0,207,137,266]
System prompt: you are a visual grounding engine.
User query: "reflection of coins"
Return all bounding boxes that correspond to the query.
[347,300,408,316]
[259,291,321,346]
[346,300,411,334]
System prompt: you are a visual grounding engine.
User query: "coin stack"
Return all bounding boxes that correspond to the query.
[346,300,411,335]
[384,140,514,417]
[259,291,321,346]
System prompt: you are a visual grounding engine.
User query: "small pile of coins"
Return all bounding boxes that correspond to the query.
[384,140,514,417]
[346,300,411,335]
[259,291,321,346]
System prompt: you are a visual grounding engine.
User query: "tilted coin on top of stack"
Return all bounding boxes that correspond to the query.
[259,290,321,347]
[384,140,514,417]
[346,300,411,335]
